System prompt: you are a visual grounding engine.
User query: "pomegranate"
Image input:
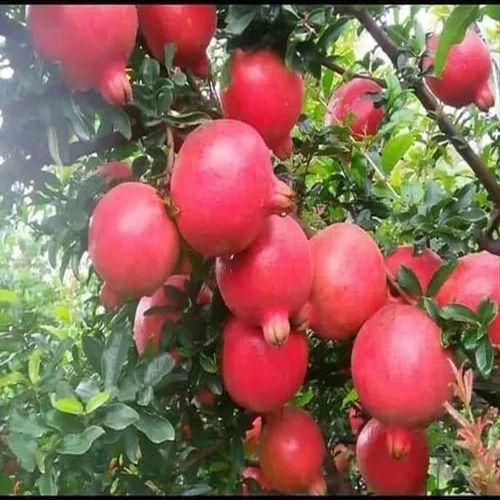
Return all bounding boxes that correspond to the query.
[170,119,295,257]
[99,282,123,310]
[348,406,366,436]
[221,317,308,413]
[422,30,495,111]
[386,245,443,297]
[195,386,217,406]
[221,48,304,159]
[324,78,385,138]
[331,443,354,475]
[435,251,500,346]
[293,223,387,341]
[351,303,454,427]
[243,416,262,457]
[216,215,312,346]
[181,423,192,442]
[27,5,137,107]
[89,182,179,298]
[98,161,132,186]
[137,5,217,78]
[356,419,429,495]
[259,406,326,495]
[133,274,188,355]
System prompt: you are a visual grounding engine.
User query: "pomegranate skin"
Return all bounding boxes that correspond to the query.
[98,162,132,186]
[216,215,313,346]
[324,78,385,138]
[423,30,494,111]
[221,317,308,413]
[356,419,429,495]
[243,417,262,457]
[170,119,294,257]
[351,304,454,427]
[133,275,188,355]
[435,251,500,346]
[294,223,387,341]
[27,5,137,107]
[386,245,443,296]
[259,407,326,495]
[221,49,304,159]
[100,282,123,310]
[88,182,180,299]
[138,5,217,78]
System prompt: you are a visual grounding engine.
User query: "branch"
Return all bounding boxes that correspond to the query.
[320,56,386,87]
[335,6,500,206]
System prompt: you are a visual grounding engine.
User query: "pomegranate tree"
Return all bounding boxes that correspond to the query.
[422,30,495,111]
[138,5,217,78]
[221,317,308,413]
[221,48,304,159]
[294,223,387,340]
[170,119,294,257]
[216,215,312,346]
[356,418,429,495]
[324,78,385,138]
[27,5,138,107]
[351,303,454,427]
[435,251,500,346]
[88,182,180,299]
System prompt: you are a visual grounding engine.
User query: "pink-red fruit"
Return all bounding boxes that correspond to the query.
[435,251,500,347]
[243,417,262,458]
[423,30,495,111]
[27,5,137,106]
[356,419,429,495]
[216,215,312,346]
[221,49,304,159]
[170,119,294,257]
[221,317,308,413]
[351,303,454,427]
[89,182,179,299]
[259,407,326,495]
[138,5,217,78]
[324,78,385,138]
[100,282,123,310]
[294,223,387,340]
[98,162,132,186]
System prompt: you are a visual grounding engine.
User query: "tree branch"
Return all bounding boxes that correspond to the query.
[320,56,386,87]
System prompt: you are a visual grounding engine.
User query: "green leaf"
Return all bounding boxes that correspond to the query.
[50,394,84,416]
[28,348,43,385]
[0,371,27,389]
[103,404,140,431]
[7,432,37,472]
[164,43,177,71]
[397,265,422,296]
[137,386,154,406]
[475,337,494,378]
[341,387,358,410]
[85,390,111,414]
[10,410,48,439]
[37,470,58,496]
[75,379,100,402]
[420,297,441,323]
[47,126,63,166]
[381,133,414,173]
[477,297,498,327]
[133,411,175,443]
[426,260,458,297]
[433,5,480,77]
[172,71,187,87]
[123,427,142,464]
[291,386,314,407]
[481,4,500,22]
[82,335,103,376]
[141,57,160,87]
[102,328,131,389]
[439,304,478,324]
[143,352,176,387]
[0,289,18,305]
[110,106,132,140]
[225,5,258,35]
[57,426,105,455]
[199,353,217,374]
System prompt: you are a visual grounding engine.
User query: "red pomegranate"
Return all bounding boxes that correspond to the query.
[88,182,179,299]
[435,251,500,346]
[221,317,308,413]
[422,30,495,111]
[351,303,454,427]
[98,161,132,186]
[386,245,443,297]
[243,416,262,457]
[293,223,387,341]
[170,119,295,257]
[221,49,304,159]
[356,419,429,495]
[348,406,366,436]
[259,407,326,495]
[216,215,312,346]
[99,282,123,310]
[195,386,217,406]
[324,78,385,138]
[27,5,137,107]
[138,5,217,78]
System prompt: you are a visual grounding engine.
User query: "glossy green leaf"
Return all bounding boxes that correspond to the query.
[57,426,105,455]
[103,404,140,431]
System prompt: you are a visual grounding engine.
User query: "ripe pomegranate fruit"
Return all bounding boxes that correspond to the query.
[356,419,429,495]
[324,78,385,138]
[422,30,495,111]
[216,215,312,346]
[259,407,326,495]
[89,182,179,298]
[243,416,262,457]
[99,282,123,310]
[293,223,387,341]
[195,386,217,406]
[221,317,308,413]
[170,119,294,257]
[137,5,217,78]
[98,161,132,186]
[385,245,443,297]
[221,48,304,159]
[348,406,366,436]
[27,5,137,106]
[351,303,454,427]
[435,251,500,346]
